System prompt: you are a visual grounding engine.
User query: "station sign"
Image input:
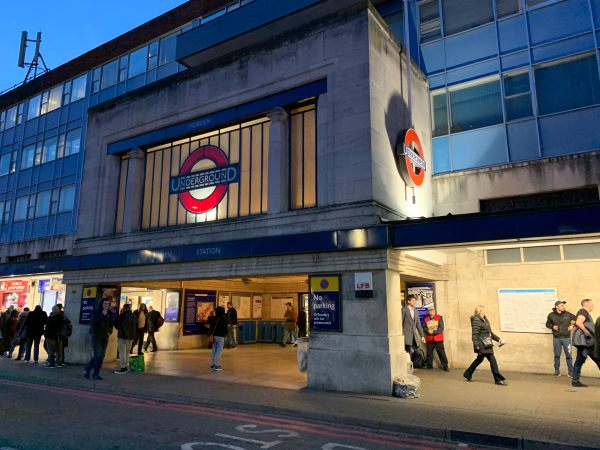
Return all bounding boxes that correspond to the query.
[309,275,342,332]
[395,128,426,187]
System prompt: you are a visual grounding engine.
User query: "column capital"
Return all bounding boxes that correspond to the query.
[127,148,146,160]
[266,107,288,123]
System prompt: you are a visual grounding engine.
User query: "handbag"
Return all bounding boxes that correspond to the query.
[208,317,222,345]
[481,335,493,349]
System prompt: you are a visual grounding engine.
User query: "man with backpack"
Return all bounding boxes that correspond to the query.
[143,305,164,353]
[44,305,65,368]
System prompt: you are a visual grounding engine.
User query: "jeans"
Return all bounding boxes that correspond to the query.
[553,337,573,373]
[464,353,505,382]
[210,336,224,367]
[118,338,133,369]
[143,331,157,351]
[283,327,296,345]
[425,341,449,368]
[85,336,109,377]
[25,336,42,362]
[572,346,600,383]
[225,325,237,348]
[131,329,145,354]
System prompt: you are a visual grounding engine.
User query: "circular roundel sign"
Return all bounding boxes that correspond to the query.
[395,128,427,187]
[175,145,237,214]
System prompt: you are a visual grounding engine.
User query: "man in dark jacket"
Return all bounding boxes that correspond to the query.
[225,302,238,349]
[84,299,114,380]
[143,306,162,353]
[546,300,576,377]
[24,305,48,364]
[44,305,64,368]
[114,303,137,374]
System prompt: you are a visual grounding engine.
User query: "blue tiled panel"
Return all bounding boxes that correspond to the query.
[420,41,445,74]
[67,100,85,121]
[32,217,49,238]
[1,128,15,145]
[445,24,498,69]
[45,110,60,130]
[24,120,37,138]
[446,58,500,85]
[540,106,600,157]
[593,0,600,25]
[10,222,25,241]
[157,62,179,80]
[55,213,72,234]
[450,125,508,170]
[432,136,451,174]
[428,73,446,89]
[501,51,530,71]
[126,74,146,93]
[507,119,540,162]
[498,15,528,54]
[62,155,79,176]
[528,0,592,45]
[98,87,117,104]
[531,33,596,64]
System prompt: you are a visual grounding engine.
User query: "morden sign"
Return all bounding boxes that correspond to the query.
[395,128,427,187]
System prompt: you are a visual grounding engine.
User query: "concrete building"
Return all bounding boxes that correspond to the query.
[0,0,599,394]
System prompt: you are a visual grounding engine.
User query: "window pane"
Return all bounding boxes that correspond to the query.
[48,86,62,112]
[449,77,503,132]
[65,129,81,156]
[0,153,10,176]
[101,60,119,89]
[563,243,600,260]
[35,190,51,218]
[5,106,17,129]
[535,53,600,115]
[129,47,147,78]
[71,75,87,101]
[42,137,57,163]
[21,144,35,169]
[148,41,159,70]
[159,33,177,66]
[523,245,561,262]
[487,248,521,264]
[496,0,522,18]
[27,95,40,119]
[59,185,76,212]
[505,94,533,120]
[443,0,494,36]
[420,0,441,43]
[15,196,28,221]
[432,92,449,136]
[504,72,530,96]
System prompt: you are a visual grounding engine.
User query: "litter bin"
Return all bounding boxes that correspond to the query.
[296,337,309,372]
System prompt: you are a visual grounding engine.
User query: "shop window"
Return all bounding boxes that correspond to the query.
[290,104,317,210]
[523,245,561,262]
[563,243,600,260]
[47,86,62,113]
[42,136,57,164]
[535,53,600,115]
[503,71,533,121]
[129,47,147,78]
[35,190,51,218]
[58,185,75,212]
[419,0,441,43]
[442,0,493,36]
[496,0,522,18]
[101,60,119,90]
[159,32,177,66]
[27,95,41,120]
[21,144,35,170]
[486,248,521,264]
[14,196,28,221]
[431,91,449,136]
[5,106,17,129]
[71,74,87,101]
[449,76,503,133]
[65,129,81,156]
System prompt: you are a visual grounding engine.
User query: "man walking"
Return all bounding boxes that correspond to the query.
[225,302,238,349]
[571,299,600,387]
[402,295,425,353]
[84,299,114,381]
[546,300,576,377]
[143,306,162,353]
[23,305,47,364]
[114,303,137,374]
[423,306,450,371]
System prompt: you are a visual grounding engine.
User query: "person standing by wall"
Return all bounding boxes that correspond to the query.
[23,305,47,364]
[130,303,148,356]
[463,305,507,385]
[297,306,307,338]
[423,306,449,372]
[402,295,425,354]
[282,302,296,346]
[44,305,65,369]
[84,299,114,381]
[8,307,29,360]
[0,309,18,357]
[225,302,238,349]
[114,303,137,374]
[571,299,600,387]
[545,300,576,377]
[209,306,228,371]
[144,306,162,353]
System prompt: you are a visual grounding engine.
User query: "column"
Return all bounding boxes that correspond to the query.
[266,107,289,214]
[121,148,146,233]
[63,284,90,364]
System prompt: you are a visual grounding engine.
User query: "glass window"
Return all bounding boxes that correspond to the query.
[432,91,449,136]
[21,144,35,169]
[35,190,51,218]
[148,41,159,70]
[34,143,43,166]
[27,194,36,219]
[443,0,494,36]
[0,201,5,225]
[15,196,28,221]
[71,74,87,101]
[487,248,521,264]
[27,95,41,120]
[129,47,147,78]
[59,185,76,212]
[65,129,81,156]
[449,76,503,133]
[40,91,49,115]
[523,245,561,262]
[419,0,441,43]
[290,104,317,210]
[526,0,554,8]
[62,81,72,105]
[56,133,66,159]
[5,106,17,129]
[91,68,101,94]
[101,60,119,89]
[42,136,57,163]
[2,201,9,225]
[10,151,17,174]
[504,71,533,121]
[0,153,10,176]
[16,103,24,124]
[50,188,60,214]
[535,53,600,115]
[563,243,600,260]
[47,86,62,112]
[119,55,129,82]
[496,0,522,18]
[0,110,5,131]
[159,33,177,66]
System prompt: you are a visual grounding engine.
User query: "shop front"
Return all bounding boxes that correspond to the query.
[0,274,65,313]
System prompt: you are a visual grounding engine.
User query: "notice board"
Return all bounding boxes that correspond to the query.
[183,290,216,335]
[498,288,557,333]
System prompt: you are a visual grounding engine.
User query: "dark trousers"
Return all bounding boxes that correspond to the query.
[572,346,600,383]
[552,337,573,373]
[25,336,42,362]
[131,329,145,354]
[426,341,449,368]
[85,336,108,376]
[143,331,157,351]
[464,353,505,382]
[9,338,26,359]
[46,338,63,366]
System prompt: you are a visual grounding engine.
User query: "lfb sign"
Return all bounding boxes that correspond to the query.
[395,128,426,187]
[170,145,239,214]
[354,272,373,298]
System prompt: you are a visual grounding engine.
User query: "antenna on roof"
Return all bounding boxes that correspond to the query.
[17,31,50,83]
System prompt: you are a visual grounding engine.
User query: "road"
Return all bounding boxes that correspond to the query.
[0,380,478,450]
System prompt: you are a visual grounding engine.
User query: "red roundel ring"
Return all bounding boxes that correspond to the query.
[397,128,426,187]
[178,145,229,213]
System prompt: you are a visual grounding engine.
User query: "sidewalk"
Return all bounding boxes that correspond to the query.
[1,351,599,449]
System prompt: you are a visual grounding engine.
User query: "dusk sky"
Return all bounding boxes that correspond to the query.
[0,0,189,93]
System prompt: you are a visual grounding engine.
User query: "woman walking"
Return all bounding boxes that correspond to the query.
[130,303,148,356]
[463,305,507,385]
[208,306,228,371]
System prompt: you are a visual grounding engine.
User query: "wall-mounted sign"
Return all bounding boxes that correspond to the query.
[165,291,180,322]
[183,290,216,335]
[0,280,29,293]
[309,275,342,332]
[395,128,426,187]
[354,272,373,298]
[252,295,263,319]
[498,288,557,334]
[79,285,97,324]
[170,145,239,214]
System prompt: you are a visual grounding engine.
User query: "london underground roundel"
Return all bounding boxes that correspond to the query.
[169,145,240,214]
[395,128,427,187]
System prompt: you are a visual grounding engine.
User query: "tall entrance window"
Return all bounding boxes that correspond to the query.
[290,104,317,210]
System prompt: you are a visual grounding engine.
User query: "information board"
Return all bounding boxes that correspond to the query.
[407,284,435,308]
[79,286,97,324]
[252,295,263,319]
[165,291,180,322]
[183,290,216,335]
[309,274,342,332]
[498,288,557,333]
[270,295,294,319]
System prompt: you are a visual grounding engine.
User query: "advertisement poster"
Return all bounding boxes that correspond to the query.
[184,290,216,335]
[252,295,263,319]
[165,291,180,322]
[309,275,342,332]
[498,288,557,333]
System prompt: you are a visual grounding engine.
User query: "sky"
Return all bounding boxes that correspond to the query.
[0,0,189,93]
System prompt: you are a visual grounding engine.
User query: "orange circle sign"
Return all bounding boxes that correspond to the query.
[395,128,426,187]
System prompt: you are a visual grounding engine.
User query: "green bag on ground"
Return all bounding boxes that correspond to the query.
[129,355,145,372]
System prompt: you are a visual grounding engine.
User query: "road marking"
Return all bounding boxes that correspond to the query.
[182,444,245,450]
[322,444,369,450]
[214,433,281,449]
[235,424,299,437]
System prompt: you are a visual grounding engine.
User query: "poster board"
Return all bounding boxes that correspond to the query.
[165,291,180,322]
[270,295,294,319]
[498,288,557,333]
[235,295,251,319]
[309,275,342,332]
[406,284,435,308]
[218,293,230,309]
[252,295,263,319]
[183,290,216,335]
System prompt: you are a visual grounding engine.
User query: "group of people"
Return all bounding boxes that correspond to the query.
[282,302,307,347]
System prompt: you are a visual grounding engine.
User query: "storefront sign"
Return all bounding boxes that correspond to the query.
[183,290,216,335]
[309,275,342,332]
[170,145,239,214]
[354,272,373,298]
[395,128,426,187]
[165,291,180,322]
[0,280,29,293]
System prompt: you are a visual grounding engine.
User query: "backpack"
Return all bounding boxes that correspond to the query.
[410,348,426,369]
[156,314,165,330]
[60,316,73,338]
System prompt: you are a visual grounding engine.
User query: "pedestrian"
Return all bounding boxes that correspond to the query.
[297,306,307,338]
[402,295,426,354]
[114,303,137,374]
[44,305,65,369]
[84,299,114,381]
[225,301,238,349]
[130,303,148,355]
[463,305,507,385]
[23,305,47,364]
[423,306,450,371]
[281,302,296,346]
[570,299,600,387]
[143,305,163,353]
[0,309,18,357]
[208,306,228,371]
[59,306,73,366]
[8,307,29,360]
[545,300,576,377]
